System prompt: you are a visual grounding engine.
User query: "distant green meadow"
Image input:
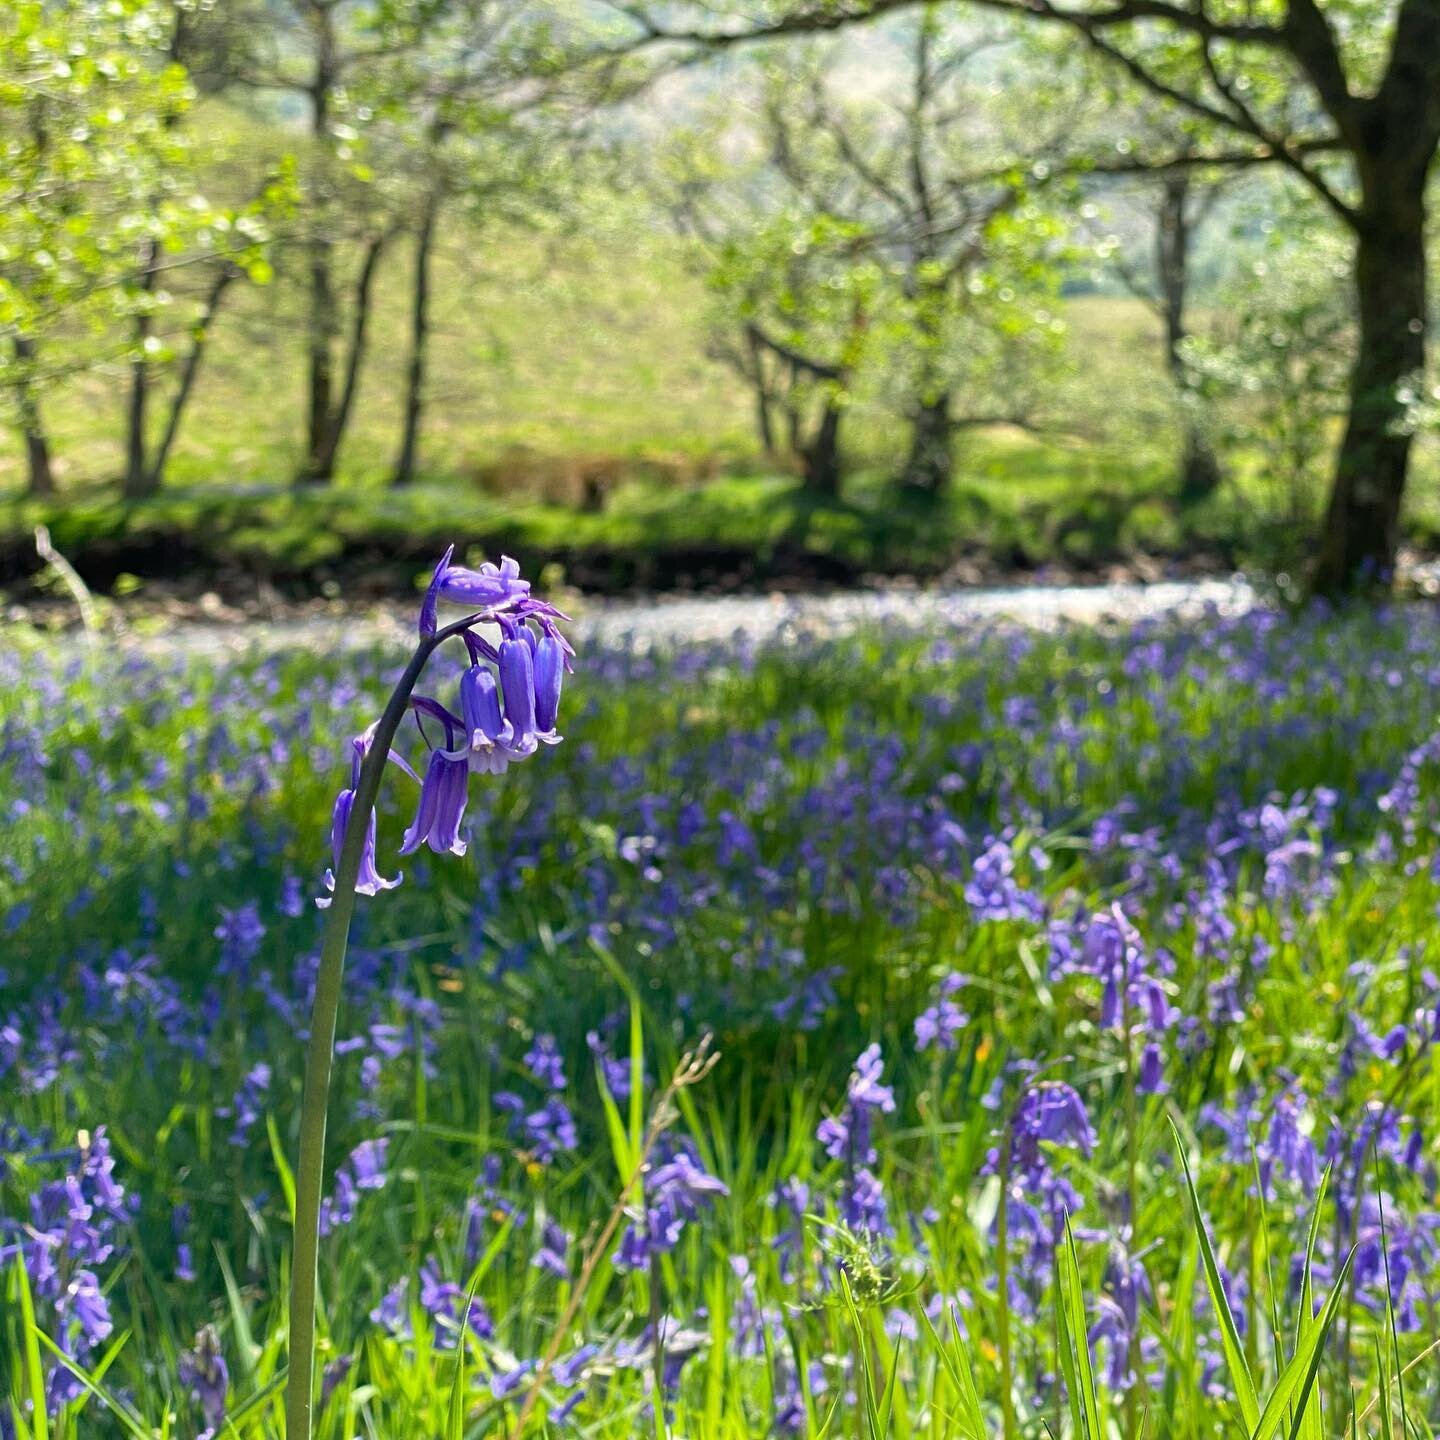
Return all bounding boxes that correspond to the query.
[5,600,1440,1436]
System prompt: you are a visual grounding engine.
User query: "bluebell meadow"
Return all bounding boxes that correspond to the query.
[3,586,1440,1435]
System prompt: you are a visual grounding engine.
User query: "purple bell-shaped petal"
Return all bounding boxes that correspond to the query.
[534,632,564,734]
[320,788,401,907]
[437,554,531,610]
[458,664,512,774]
[498,636,537,757]
[400,750,469,857]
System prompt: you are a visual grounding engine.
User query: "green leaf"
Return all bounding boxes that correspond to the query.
[1172,1122,1260,1433]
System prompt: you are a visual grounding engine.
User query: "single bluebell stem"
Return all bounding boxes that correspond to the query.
[286,613,480,1440]
[997,1112,1016,1440]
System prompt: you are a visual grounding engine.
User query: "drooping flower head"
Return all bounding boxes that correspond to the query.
[321,550,572,907]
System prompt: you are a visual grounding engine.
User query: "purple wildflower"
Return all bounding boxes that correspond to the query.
[178,1326,228,1439]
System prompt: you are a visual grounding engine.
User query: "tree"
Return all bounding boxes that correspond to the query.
[664,19,1071,497]
[217,0,440,484]
[664,100,881,496]
[726,215,877,497]
[362,3,581,487]
[1186,194,1353,534]
[0,0,191,496]
[619,0,1440,594]
[1089,151,1232,505]
[119,8,291,499]
[120,173,293,498]
[764,12,1073,497]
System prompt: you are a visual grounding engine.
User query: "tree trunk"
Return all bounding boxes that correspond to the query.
[145,264,238,492]
[901,392,953,496]
[123,240,161,498]
[392,193,441,487]
[299,18,338,485]
[1178,427,1224,507]
[801,402,843,497]
[745,326,777,455]
[306,231,388,485]
[1156,175,1223,507]
[12,335,55,498]
[1313,183,1428,596]
[300,233,338,484]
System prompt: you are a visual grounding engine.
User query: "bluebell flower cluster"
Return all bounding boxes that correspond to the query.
[616,1144,728,1271]
[0,1130,130,1412]
[321,549,571,907]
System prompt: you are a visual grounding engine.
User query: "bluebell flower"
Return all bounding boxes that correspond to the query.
[1009,1082,1095,1176]
[399,749,469,857]
[319,1138,389,1235]
[324,549,571,904]
[521,1098,578,1163]
[818,1044,895,1168]
[319,738,401,909]
[533,1218,570,1278]
[525,1034,567,1091]
[220,1063,270,1147]
[1137,1042,1166,1095]
[587,1026,634,1098]
[178,1326,228,1440]
[490,1359,535,1400]
[915,974,971,1053]
[616,1145,727,1270]
[419,549,531,637]
[214,903,265,977]
[418,1259,493,1347]
[369,1278,409,1336]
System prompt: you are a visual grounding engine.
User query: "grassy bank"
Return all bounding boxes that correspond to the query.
[0,456,1248,603]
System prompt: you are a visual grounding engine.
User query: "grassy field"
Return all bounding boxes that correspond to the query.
[0,153,1267,595]
[5,585,1440,1435]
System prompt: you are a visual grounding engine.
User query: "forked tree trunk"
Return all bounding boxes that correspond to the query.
[392,193,441,487]
[12,335,55,497]
[901,392,953,496]
[302,231,388,485]
[1313,178,1428,596]
[745,324,847,496]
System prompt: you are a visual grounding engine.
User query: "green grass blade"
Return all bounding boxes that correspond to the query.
[1269,1244,1354,1440]
[838,1268,882,1439]
[32,1329,148,1440]
[919,1301,986,1439]
[1172,1123,1260,1432]
[266,1111,297,1222]
[1059,1215,1102,1440]
[1054,1244,1091,1440]
[12,1253,49,1440]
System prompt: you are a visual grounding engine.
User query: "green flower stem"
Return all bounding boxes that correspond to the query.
[285,614,476,1440]
[997,1118,1016,1440]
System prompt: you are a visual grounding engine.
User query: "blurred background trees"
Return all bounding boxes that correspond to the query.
[2,0,1438,596]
